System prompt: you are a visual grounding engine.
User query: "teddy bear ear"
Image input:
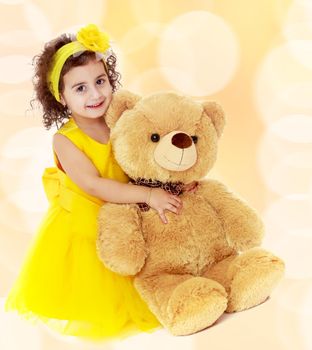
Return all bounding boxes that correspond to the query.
[105,89,141,128]
[202,101,226,138]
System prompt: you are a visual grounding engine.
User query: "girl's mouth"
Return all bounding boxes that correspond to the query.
[87,101,104,109]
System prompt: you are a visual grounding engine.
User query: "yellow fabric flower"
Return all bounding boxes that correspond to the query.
[77,24,110,53]
[47,24,111,102]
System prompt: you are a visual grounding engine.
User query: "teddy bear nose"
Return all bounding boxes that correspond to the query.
[171,133,192,149]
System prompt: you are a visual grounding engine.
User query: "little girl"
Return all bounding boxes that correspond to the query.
[5,24,197,341]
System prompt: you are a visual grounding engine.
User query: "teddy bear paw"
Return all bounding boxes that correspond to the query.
[226,256,285,312]
[166,277,228,336]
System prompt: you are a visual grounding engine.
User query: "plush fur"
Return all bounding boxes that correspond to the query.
[96,90,285,336]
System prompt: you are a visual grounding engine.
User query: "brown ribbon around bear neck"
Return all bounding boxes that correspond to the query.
[129,177,184,212]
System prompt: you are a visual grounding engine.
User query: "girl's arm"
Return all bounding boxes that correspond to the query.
[53,133,182,223]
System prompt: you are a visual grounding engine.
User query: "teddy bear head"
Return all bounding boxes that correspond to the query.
[105,90,226,184]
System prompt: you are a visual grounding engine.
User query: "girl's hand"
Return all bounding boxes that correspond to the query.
[182,181,199,193]
[147,188,182,224]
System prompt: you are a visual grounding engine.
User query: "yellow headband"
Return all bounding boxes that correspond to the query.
[47,24,111,102]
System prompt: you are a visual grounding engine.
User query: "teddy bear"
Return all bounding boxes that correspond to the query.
[96,90,285,336]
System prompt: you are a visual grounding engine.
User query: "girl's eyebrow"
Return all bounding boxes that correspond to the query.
[71,73,107,89]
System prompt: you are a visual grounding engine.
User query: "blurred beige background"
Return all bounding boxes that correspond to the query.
[1,0,312,349]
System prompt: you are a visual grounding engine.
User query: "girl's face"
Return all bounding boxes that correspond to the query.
[60,58,113,120]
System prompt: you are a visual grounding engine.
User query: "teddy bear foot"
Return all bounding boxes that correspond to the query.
[226,257,285,313]
[166,277,228,336]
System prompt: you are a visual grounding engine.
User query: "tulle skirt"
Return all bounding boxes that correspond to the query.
[5,200,160,341]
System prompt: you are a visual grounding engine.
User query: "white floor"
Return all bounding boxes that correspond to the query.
[1,278,311,350]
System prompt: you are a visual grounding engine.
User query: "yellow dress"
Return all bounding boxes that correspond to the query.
[5,117,160,341]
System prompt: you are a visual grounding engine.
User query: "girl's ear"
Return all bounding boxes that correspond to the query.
[60,95,66,107]
[105,89,141,128]
[202,101,226,138]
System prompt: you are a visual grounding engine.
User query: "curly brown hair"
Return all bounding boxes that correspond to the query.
[31,33,122,130]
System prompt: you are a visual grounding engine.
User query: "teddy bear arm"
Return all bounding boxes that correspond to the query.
[96,203,147,275]
[201,180,265,251]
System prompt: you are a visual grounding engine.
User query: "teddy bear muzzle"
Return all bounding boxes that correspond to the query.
[153,130,197,171]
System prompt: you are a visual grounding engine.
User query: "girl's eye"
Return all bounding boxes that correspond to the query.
[76,85,86,93]
[97,78,106,85]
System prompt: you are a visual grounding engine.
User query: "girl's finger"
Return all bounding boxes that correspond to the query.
[170,196,182,205]
[168,198,182,208]
[158,210,168,224]
[167,203,178,213]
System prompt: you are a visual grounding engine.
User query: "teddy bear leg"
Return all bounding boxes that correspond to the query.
[134,273,227,336]
[204,248,285,313]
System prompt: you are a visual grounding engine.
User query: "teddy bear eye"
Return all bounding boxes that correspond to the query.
[191,135,198,144]
[151,133,160,142]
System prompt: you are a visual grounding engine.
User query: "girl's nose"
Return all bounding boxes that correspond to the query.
[90,85,102,98]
